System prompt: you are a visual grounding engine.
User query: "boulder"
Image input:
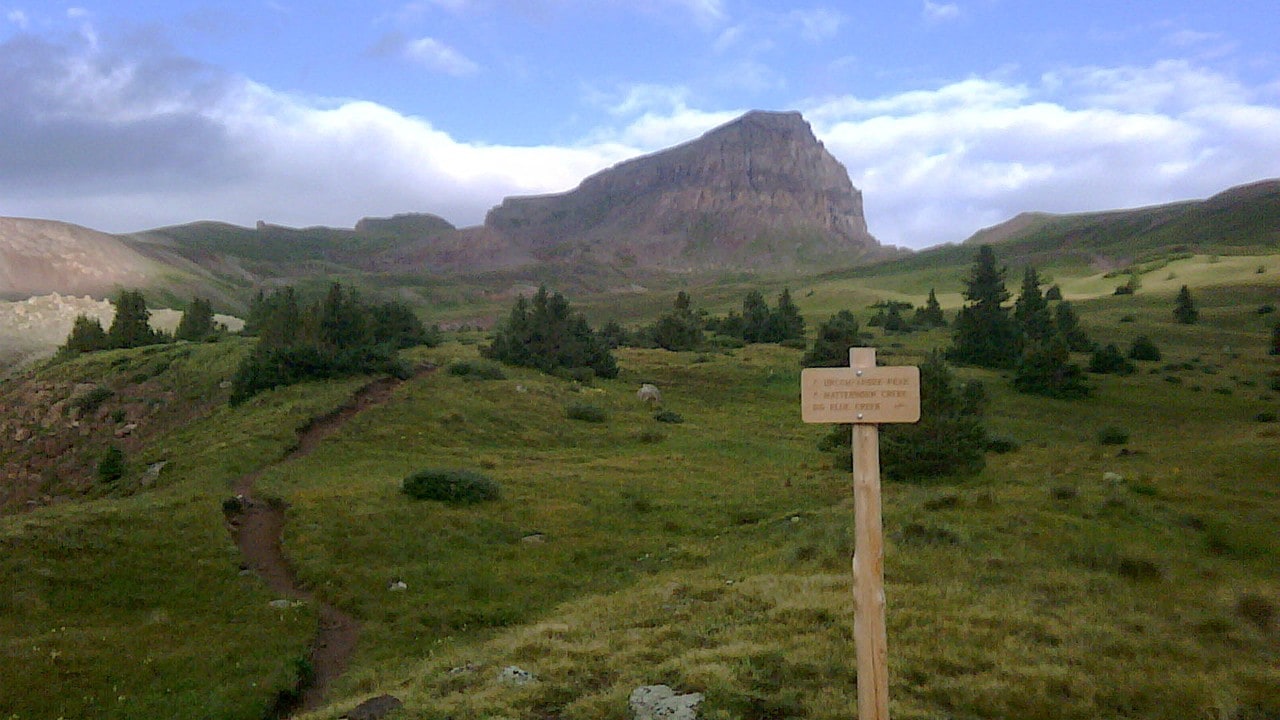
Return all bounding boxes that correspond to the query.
[636,384,663,405]
[497,665,537,686]
[629,685,704,720]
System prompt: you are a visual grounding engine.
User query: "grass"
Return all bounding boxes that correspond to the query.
[3,252,1279,720]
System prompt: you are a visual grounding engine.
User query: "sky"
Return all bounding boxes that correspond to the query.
[1,1,1278,250]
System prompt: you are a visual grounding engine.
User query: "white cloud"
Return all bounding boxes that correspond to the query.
[922,1,960,24]
[6,9,29,29]
[403,36,480,76]
[788,8,845,42]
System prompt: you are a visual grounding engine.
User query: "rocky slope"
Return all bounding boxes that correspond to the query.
[482,110,881,269]
[0,217,155,299]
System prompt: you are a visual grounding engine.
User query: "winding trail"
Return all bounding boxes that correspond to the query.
[225,368,431,716]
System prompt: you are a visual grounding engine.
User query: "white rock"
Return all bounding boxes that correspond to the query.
[497,665,536,685]
[629,685,704,720]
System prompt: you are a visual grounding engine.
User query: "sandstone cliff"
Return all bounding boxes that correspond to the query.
[483,110,881,269]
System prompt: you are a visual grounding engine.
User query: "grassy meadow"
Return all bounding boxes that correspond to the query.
[1,251,1278,719]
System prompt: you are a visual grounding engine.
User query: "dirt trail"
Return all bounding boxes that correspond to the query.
[225,369,429,716]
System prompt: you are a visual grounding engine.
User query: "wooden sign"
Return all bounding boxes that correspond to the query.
[801,348,920,720]
[801,366,920,424]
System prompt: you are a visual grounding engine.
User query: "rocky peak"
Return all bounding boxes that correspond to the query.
[484,110,879,269]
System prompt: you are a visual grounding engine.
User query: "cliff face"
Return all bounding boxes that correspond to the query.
[484,110,880,269]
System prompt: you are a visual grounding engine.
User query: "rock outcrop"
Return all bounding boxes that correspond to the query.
[484,110,881,270]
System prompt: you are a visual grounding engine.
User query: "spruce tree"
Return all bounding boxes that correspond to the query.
[881,351,988,481]
[949,245,1019,368]
[107,290,160,349]
[1128,335,1162,361]
[801,310,861,367]
[1014,267,1054,343]
[1173,285,1199,324]
[650,292,704,351]
[770,288,806,341]
[1044,284,1063,301]
[913,289,946,327]
[175,297,215,341]
[482,286,618,378]
[1013,335,1089,399]
[59,314,109,355]
[1054,301,1093,352]
[741,290,772,343]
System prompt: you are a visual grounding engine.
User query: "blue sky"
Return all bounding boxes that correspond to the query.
[1,1,1278,249]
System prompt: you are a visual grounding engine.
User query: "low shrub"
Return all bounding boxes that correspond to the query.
[1050,485,1078,500]
[448,360,507,380]
[1128,335,1162,361]
[1255,411,1277,423]
[73,385,114,415]
[1098,426,1130,445]
[98,445,126,483]
[566,402,607,423]
[653,409,684,424]
[1236,593,1276,629]
[986,434,1020,454]
[402,468,500,504]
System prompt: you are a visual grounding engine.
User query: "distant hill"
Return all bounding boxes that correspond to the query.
[0,217,155,299]
[962,179,1280,264]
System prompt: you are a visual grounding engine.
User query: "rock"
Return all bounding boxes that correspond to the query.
[388,580,408,592]
[140,461,166,486]
[341,694,403,720]
[114,422,139,438]
[629,685,704,720]
[497,665,537,685]
[448,661,480,675]
[1103,471,1124,485]
[484,110,884,271]
[520,533,546,545]
[268,599,292,609]
[636,383,663,405]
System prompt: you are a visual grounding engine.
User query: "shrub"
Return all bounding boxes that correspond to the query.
[1236,593,1276,629]
[482,286,618,379]
[1098,426,1130,445]
[402,469,499,504]
[1255,411,1277,423]
[566,402,607,423]
[73,385,114,415]
[1050,485,1078,500]
[1128,335,1162,361]
[986,434,1020,453]
[653,410,684,424]
[1257,304,1276,315]
[448,360,507,380]
[98,445,126,483]
[1089,343,1136,375]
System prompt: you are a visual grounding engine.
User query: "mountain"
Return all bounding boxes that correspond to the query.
[963,179,1280,262]
[479,110,882,270]
[0,217,155,299]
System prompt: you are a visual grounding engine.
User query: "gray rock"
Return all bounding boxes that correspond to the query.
[268,599,292,609]
[497,665,537,685]
[629,685,704,720]
[636,383,663,405]
[341,694,403,720]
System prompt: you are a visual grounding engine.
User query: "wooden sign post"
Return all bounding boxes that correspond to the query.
[801,348,920,720]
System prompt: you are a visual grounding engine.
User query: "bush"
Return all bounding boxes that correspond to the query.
[1255,411,1277,423]
[1098,426,1130,445]
[1089,343,1136,375]
[448,360,507,380]
[566,402,607,423]
[653,410,684,424]
[73,385,114,415]
[1128,335,1162,361]
[986,434,1020,453]
[98,445,126,483]
[402,469,499,504]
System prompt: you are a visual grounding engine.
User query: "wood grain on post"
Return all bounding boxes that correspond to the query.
[850,347,890,720]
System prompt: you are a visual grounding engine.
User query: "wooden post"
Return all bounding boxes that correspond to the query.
[850,347,890,720]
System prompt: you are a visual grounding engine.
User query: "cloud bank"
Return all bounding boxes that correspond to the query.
[0,29,1277,249]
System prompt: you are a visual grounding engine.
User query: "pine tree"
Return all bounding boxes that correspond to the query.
[801,310,861,367]
[1088,343,1136,375]
[913,288,946,327]
[1013,335,1089,399]
[314,282,372,350]
[1014,267,1055,343]
[881,351,988,481]
[1128,335,1162,361]
[1054,301,1093,352]
[741,290,772,343]
[59,314,109,356]
[1173,285,1199,324]
[949,245,1019,368]
[770,288,806,341]
[175,297,215,341]
[107,290,161,349]
[650,292,704,351]
[882,302,908,332]
[1044,284,1063,301]
[482,286,618,378]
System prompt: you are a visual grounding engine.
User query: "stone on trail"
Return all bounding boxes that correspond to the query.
[341,694,403,720]
[629,684,704,720]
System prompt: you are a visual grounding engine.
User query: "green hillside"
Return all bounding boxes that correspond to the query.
[2,243,1278,720]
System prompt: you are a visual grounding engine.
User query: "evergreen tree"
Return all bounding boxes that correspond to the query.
[1173,285,1199,324]
[175,297,216,341]
[314,282,372,350]
[98,445,126,483]
[1128,335,1162,361]
[59,314,109,356]
[369,300,438,349]
[949,245,1019,368]
[107,289,161,349]
[1088,343,1136,375]
[882,302,909,332]
[482,286,618,378]
[741,290,772,343]
[1054,301,1093,352]
[770,288,806,341]
[1014,267,1055,343]
[649,292,704,351]
[913,289,946,327]
[1044,284,1063,301]
[598,320,628,349]
[1013,335,1089,399]
[801,310,861,367]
